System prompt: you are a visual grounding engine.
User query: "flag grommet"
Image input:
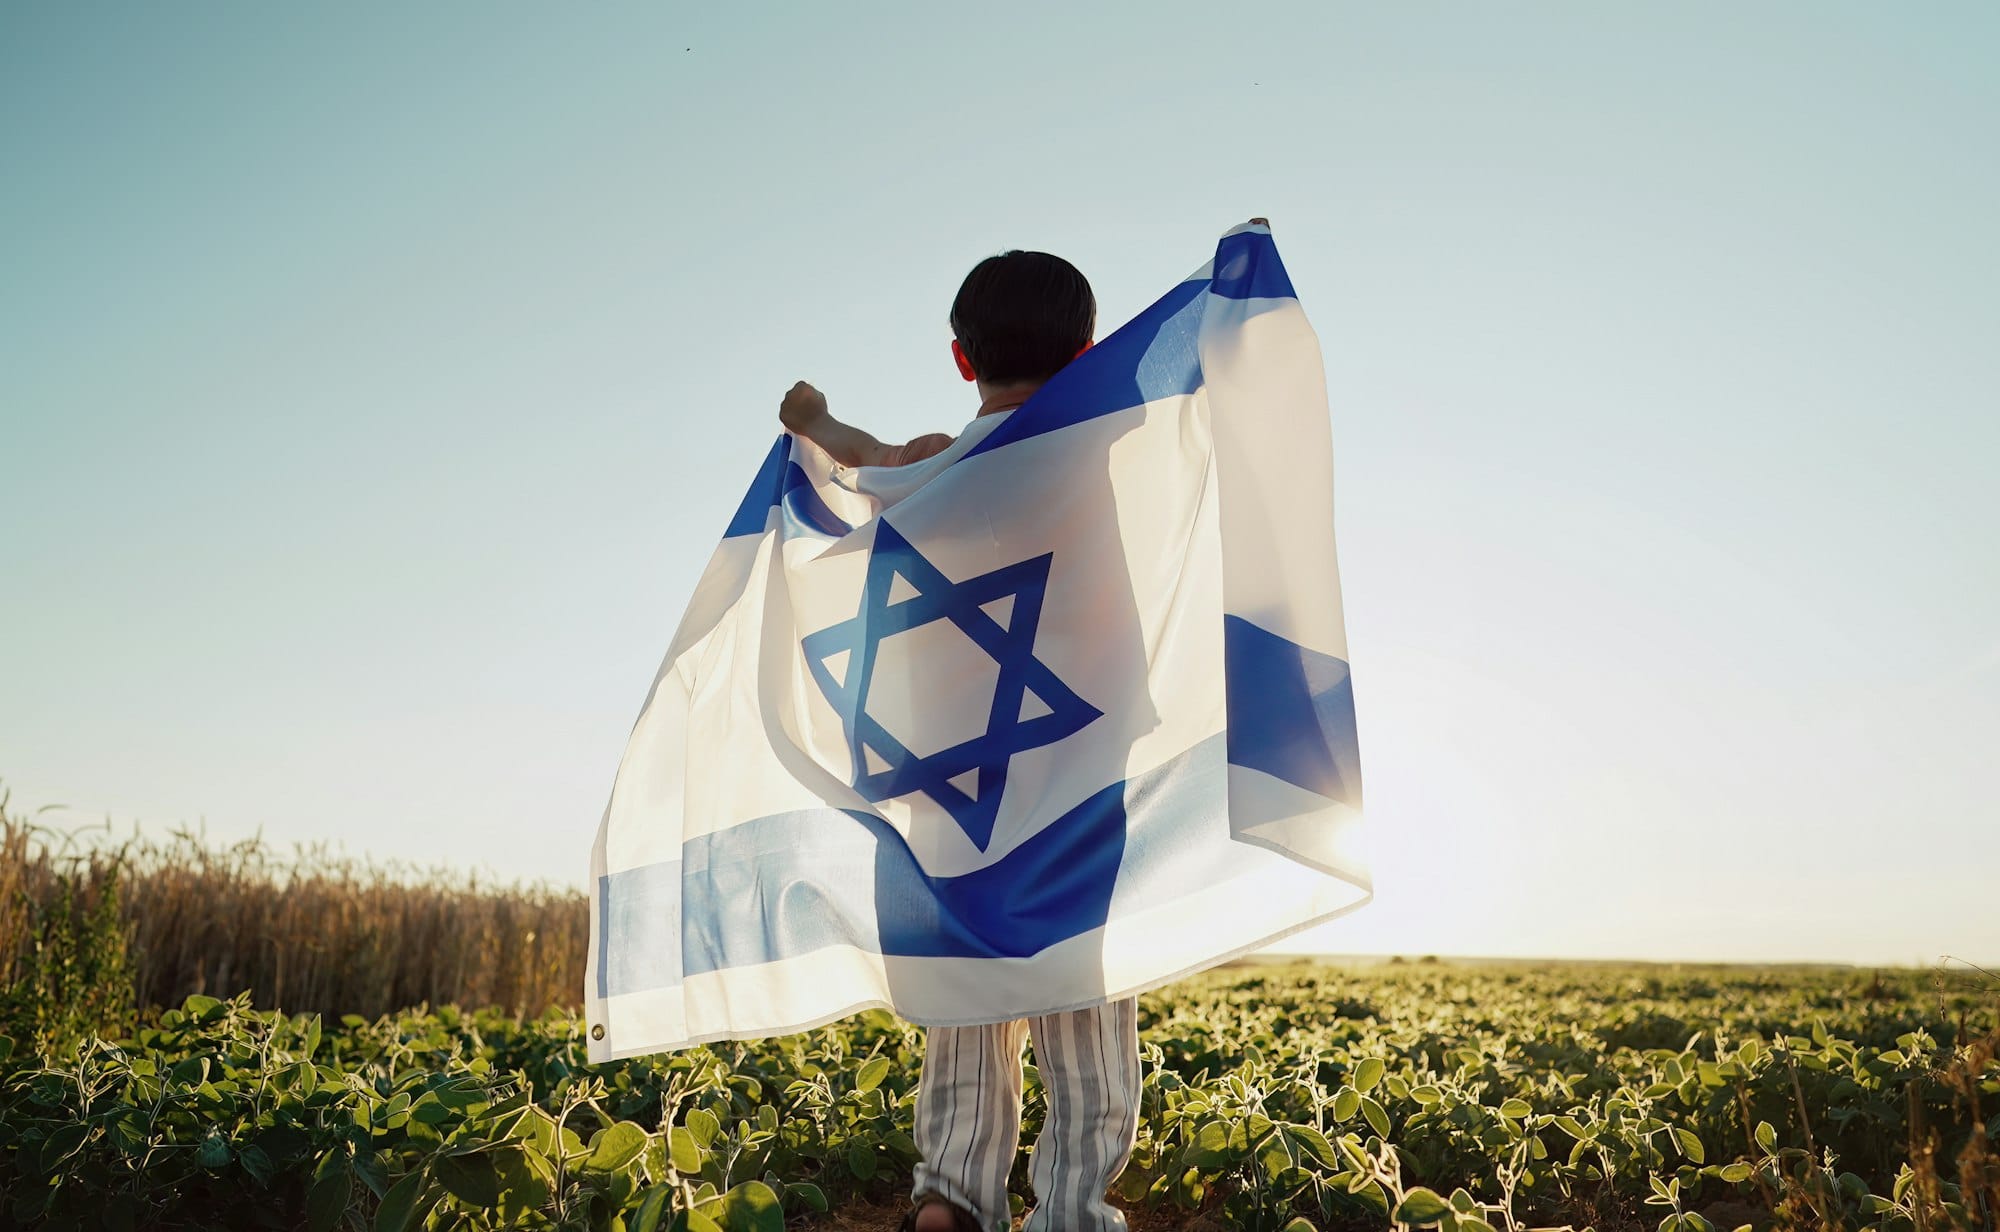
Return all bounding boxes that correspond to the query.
[590,1024,604,1041]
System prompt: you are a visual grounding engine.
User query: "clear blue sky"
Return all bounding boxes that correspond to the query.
[4,3,1995,967]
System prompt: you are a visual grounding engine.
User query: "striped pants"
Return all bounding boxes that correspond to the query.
[910,997,1141,1232]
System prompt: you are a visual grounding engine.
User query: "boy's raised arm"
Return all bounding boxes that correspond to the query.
[779,381,893,467]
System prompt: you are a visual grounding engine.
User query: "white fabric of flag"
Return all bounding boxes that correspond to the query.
[586,223,1370,1061]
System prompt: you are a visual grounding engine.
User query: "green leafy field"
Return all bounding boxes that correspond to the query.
[2,962,1994,1231]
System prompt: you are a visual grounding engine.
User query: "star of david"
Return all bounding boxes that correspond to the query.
[802,520,1102,851]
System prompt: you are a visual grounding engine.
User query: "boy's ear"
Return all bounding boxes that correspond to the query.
[1074,340,1093,359]
[950,339,978,382]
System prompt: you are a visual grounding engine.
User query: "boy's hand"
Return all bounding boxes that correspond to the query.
[779,380,828,432]
[777,383,888,466]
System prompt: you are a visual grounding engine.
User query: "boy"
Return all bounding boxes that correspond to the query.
[777,248,1143,1232]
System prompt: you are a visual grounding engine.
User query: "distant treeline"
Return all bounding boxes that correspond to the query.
[0,794,586,1046]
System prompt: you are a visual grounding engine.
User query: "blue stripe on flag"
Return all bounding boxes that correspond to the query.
[723,442,853,540]
[961,276,1210,462]
[1223,616,1361,807]
[677,777,1125,978]
[1209,231,1296,301]
[723,438,791,539]
[595,734,1308,999]
[597,784,1128,997]
[595,859,683,998]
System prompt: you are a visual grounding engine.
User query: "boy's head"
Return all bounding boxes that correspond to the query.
[949,251,1095,386]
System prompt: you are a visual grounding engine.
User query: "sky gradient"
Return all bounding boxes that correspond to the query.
[4,3,1995,968]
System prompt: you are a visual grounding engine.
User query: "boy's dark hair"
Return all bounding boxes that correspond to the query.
[949,251,1096,385]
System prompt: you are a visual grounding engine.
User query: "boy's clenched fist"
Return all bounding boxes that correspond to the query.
[779,380,828,431]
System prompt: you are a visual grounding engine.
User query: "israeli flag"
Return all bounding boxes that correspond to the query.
[587,223,1369,1061]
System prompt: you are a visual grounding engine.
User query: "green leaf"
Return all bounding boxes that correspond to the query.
[409,1094,451,1125]
[1499,1098,1533,1120]
[586,1122,648,1173]
[0,1034,14,1062]
[1673,1127,1705,1164]
[1718,1163,1753,1183]
[354,1150,390,1199]
[1361,1095,1391,1139]
[785,1182,830,1214]
[1354,1057,1386,1093]
[846,1137,877,1180]
[1282,1220,1318,1232]
[686,1107,721,1147]
[1332,1086,1361,1123]
[1243,1112,1276,1145]
[302,1015,322,1059]
[374,1172,424,1232]
[1181,1119,1233,1169]
[716,1180,785,1232]
[633,1185,673,1232]
[198,1135,233,1169]
[855,1057,891,1093]
[475,1090,532,1126]
[433,1082,486,1111]
[1754,1121,1776,1152]
[491,1145,549,1207]
[307,1158,349,1232]
[673,1213,726,1232]
[1255,1131,1294,1179]
[517,1107,561,1157]
[1176,1167,1207,1208]
[106,1108,147,1156]
[669,1127,704,1174]
[1450,1188,1478,1213]
[434,1153,501,1208]
[1395,1186,1454,1225]
[1284,1123,1339,1167]
[44,1121,91,1166]
[185,994,222,1018]
[1352,1177,1391,1216]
